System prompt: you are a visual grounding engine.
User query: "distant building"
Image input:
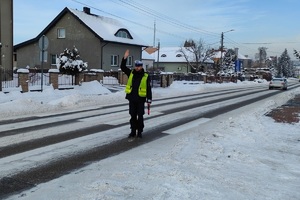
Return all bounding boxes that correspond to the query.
[144,47,214,73]
[14,7,147,71]
[142,47,156,72]
[293,60,300,78]
[212,49,251,70]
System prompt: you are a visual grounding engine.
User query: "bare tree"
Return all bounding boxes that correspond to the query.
[254,47,267,68]
[294,49,300,60]
[179,39,214,73]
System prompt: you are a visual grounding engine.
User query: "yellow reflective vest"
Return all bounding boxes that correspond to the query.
[125,71,148,97]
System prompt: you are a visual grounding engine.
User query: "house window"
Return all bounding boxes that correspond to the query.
[51,54,57,65]
[161,54,166,57]
[13,52,17,62]
[57,28,66,38]
[111,55,118,66]
[115,29,132,39]
[126,56,133,66]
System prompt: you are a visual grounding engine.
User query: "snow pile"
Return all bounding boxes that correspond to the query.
[2,79,300,199]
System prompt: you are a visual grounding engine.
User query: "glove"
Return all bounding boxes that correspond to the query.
[147,99,152,104]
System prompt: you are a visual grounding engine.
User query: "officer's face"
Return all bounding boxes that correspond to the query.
[134,65,142,71]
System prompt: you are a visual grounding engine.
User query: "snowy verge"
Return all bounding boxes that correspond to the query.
[7,85,300,200]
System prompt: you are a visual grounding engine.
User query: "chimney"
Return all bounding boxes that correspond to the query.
[83,7,91,14]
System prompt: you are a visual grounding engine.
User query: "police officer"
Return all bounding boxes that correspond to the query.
[120,49,152,138]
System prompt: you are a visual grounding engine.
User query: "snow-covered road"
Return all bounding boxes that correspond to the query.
[1,80,300,199]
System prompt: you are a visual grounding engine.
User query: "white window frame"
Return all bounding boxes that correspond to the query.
[126,56,133,67]
[111,55,118,66]
[57,28,66,38]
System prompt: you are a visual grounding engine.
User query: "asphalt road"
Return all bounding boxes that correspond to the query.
[1,82,299,198]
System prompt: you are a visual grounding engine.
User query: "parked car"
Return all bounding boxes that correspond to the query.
[269,78,288,90]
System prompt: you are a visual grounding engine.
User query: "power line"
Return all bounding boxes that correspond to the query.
[242,42,272,44]
[71,0,192,42]
[114,0,285,56]
[72,0,220,41]
[71,0,295,56]
[117,0,220,37]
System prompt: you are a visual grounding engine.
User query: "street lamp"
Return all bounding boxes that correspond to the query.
[220,29,234,69]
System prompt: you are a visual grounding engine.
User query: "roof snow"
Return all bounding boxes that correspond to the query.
[145,47,214,63]
[213,50,249,59]
[69,8,147,46]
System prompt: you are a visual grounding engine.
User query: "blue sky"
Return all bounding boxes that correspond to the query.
[13,0,300,59]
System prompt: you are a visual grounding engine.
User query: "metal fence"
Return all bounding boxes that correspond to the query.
[102,71,119,85]
[172,73,204,82]
[58,74,75,86]
[1,70,234,91]
[148,73,161,88]
[28,72,49,87]
[1,69,18,88]
[0,69,76,90]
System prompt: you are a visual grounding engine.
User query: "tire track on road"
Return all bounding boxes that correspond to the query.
[1,84,297,198]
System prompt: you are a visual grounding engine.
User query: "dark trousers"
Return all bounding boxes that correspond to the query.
[129,101,145,134]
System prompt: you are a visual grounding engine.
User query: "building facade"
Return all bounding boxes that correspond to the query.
[0,0,13,73]
[14,7,147,71]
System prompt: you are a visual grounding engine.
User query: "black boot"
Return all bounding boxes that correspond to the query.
[137,132,142,138]
[128,131,136,138]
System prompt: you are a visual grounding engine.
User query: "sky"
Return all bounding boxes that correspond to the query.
[12,0,300,59]
[1,78,300,199]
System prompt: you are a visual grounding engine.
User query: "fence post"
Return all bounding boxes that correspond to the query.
[161,74,167,88]
[167,74,173,86]
[88,69,104,83]
[118,70,122,85]
[96,72,103,83]
[49,69,59,89]
[17,68,29,93]
[75,72,84,85]
[93,69,104,83]
[118,70,128,85]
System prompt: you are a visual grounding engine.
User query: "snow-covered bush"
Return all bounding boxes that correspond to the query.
[56,46,88,75]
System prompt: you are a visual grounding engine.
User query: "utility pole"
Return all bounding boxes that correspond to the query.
[0,1,2,91]
[0,42,2,91]
[220,32,224,69]
[156,40,160,72]
[153,20,156,47]
[220,29,234,70]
